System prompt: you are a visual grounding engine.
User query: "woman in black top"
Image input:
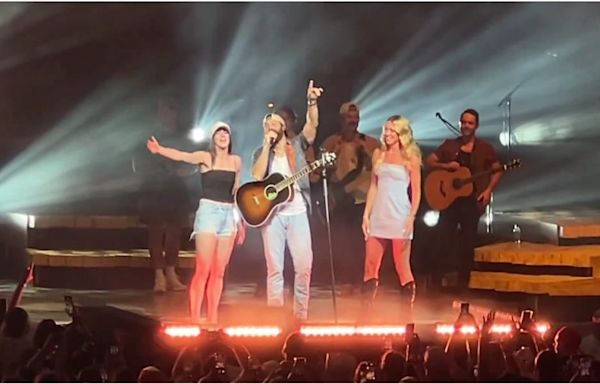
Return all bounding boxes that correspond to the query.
[147,122,245,324]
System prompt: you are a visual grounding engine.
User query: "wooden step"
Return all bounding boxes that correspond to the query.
[30,215,148,229]
[30,248,197,269]
[26,215,195,250]
[472,242,600,296]
[475,242,600,274]
[470,271,600,296]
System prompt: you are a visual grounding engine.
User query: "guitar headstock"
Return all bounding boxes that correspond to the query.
[503,158,522,170]
[320,152,337,167]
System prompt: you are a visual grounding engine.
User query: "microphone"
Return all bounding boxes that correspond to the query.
[435,112,442,119]
[269,137,275,146]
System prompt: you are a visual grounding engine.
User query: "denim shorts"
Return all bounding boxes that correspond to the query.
[191,199,236,238]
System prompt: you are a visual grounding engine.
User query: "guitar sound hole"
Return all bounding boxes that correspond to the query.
[264,185,277,201]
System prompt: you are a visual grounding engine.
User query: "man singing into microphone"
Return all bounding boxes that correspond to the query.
[426,109,501,292]
[251,80,324,325]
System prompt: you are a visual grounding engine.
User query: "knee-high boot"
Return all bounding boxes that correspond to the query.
[358,278,379,322]
[402,281,416,311]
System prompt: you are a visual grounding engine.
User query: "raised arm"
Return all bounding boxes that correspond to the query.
[147,136,206,165]
[301,79,324,145]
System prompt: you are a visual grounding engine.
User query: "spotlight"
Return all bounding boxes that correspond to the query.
[223,326,282,338]
[188,127,206,143]
[499,131,518,147]
[490,324,513,335]
[423,210,440,227]
[499,131,510,147]
[459,325,478,335]
[267,102,275,109]
[534,322,550,337]
[300,326,356,337]
[299,325,406,337]
[355,326,406,336]
[163,325,201,338]
[435,324,455,335]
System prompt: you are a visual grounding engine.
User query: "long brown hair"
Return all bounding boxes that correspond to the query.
[209,126,232,168]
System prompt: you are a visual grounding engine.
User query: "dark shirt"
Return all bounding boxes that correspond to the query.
[434,137,498,198]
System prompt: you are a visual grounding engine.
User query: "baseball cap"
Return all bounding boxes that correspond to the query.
[210,122,231,137]
[339,101,360,115]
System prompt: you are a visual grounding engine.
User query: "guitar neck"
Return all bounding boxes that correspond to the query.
[275,161,321,191]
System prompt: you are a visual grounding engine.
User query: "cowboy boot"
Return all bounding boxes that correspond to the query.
[402,281,417,311]
[358,278,379,322]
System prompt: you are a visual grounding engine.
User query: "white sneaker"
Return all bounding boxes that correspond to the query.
[154,269,167,293]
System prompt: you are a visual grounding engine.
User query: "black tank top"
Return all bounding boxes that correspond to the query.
[201,170,236,203]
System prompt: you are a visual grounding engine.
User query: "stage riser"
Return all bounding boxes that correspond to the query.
[34,267,195,290]
[474,262,592,277]
[490,212,600,246]
[28,229,194,250]
[471,242,600,297]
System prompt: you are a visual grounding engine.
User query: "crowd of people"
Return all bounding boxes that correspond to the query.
[2,304,600,382]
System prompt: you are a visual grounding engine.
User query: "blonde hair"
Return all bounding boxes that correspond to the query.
[378,115,422,166]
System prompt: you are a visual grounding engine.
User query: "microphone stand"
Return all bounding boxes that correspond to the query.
[320,149,338,323]
[497,52,559,159]
[436,114,461,136]
[497,78,528,161]
[491,77,528,233]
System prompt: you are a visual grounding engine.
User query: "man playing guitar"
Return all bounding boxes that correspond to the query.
[319,102,380,294]
[425,109,502,291]
[251,80,324,325]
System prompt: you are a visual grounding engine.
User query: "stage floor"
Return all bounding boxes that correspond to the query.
[1,280,525,335]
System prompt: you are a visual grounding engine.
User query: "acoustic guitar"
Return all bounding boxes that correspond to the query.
[235,152,336,227]
[424,159,521,211]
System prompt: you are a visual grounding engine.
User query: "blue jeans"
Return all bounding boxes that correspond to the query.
[261,212,313,320]
[192,199,236,238]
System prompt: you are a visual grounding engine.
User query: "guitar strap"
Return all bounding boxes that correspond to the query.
[286,141,297,172]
